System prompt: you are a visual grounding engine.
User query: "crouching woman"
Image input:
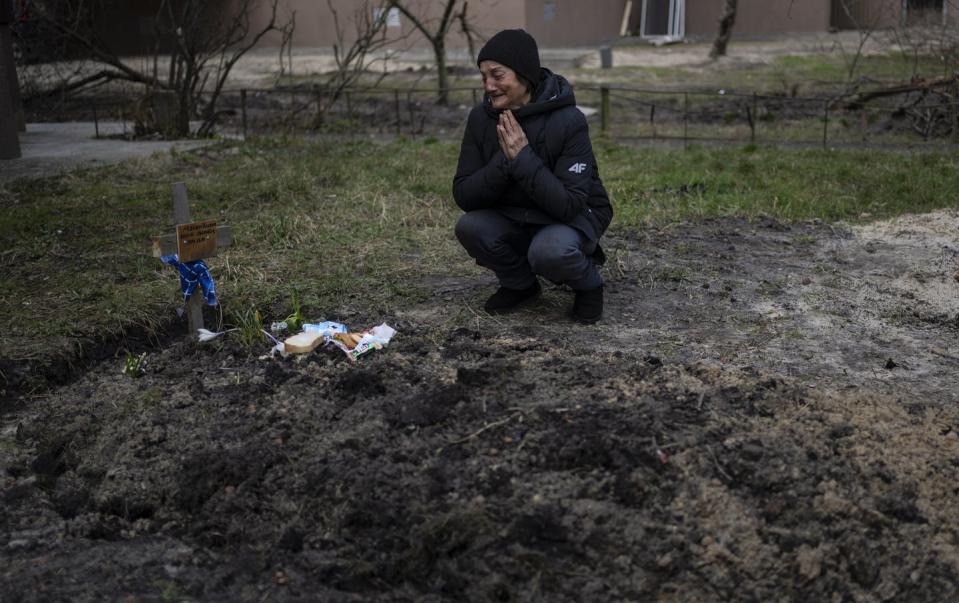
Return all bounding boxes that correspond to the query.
[452,29,612,323]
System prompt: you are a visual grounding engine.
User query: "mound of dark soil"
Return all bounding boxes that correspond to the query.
[2,325,958,601]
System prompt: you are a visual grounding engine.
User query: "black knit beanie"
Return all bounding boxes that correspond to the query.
[477,29,541,86]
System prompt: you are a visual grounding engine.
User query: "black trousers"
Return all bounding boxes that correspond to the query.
[455,209,603,291]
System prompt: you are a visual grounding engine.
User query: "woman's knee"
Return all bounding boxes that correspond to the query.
[528,232,579,279]
[455,211,494,247]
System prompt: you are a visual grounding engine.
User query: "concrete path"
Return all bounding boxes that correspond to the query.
[0,122,213,184]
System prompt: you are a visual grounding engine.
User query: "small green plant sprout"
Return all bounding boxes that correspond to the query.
[122,352,147,378]
[235,307,267,349]
[284,290,305,332]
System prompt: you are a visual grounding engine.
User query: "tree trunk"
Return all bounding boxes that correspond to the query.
[176,63,193,136]
[710,0,738,59]
[434,38,448,105]
[0,5,24,132]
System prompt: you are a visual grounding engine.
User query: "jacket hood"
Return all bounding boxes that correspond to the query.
[482,68,576,119]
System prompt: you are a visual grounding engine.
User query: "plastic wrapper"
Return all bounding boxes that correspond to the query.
[330,323,397,360]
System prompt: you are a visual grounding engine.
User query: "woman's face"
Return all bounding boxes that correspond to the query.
[479,60,530,111]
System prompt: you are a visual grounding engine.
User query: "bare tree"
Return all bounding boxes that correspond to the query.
[278,9,297,79]
[19,0,288,137]
[709,0,737,59]
[386,0,466,105]
[456,1,480,66]
[843,0,959,140]
[311,0,398,126]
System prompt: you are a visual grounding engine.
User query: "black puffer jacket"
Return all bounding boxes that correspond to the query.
[452,69,612,244]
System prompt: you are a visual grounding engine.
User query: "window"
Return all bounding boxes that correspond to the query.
[640,0,684,40]
[544,0,557,22]
[374,7,401,28]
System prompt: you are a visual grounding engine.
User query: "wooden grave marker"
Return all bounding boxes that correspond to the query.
[152,182,232,333]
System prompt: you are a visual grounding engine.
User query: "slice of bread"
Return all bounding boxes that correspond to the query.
[283,331,326,354]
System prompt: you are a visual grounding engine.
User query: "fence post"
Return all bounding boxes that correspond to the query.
[600,86,609,135]
[751,93,757,144]
[345,91,353,129]
[93,102,99,139]
[240,89,248,139]
[312,84,323,129]
[954,102,959,143]
[822,101,829,149]
[683,92,689,150]
[394,89,401,135]
[407,90,415,135]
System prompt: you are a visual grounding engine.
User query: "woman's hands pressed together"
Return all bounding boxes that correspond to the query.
[497,110,529,161]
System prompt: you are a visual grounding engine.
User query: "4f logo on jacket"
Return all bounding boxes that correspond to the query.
[568,163,587,174]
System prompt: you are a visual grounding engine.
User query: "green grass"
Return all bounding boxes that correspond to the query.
[3,137,959,371]
[597,142,959,225]
[569,50,954,95]
[773,53,950,84]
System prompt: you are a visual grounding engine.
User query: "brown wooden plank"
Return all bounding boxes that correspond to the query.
[152,224,232,257]
[186,289,204,333]
[172,182,190,224]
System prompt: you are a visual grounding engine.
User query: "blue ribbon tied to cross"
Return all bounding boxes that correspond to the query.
[160,255,218,306]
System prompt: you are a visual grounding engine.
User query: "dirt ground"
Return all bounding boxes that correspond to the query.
[225,30,889,87]
[2,208,958,601]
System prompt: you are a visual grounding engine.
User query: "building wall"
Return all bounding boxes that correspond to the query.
[831,0,902,29]
[524,0,628,46]
[252,0,627,49]
[244,0,528,50]
[685,0,832,37]
[88,0,959,57]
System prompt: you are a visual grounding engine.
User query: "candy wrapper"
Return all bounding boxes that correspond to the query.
[330,323,397,360]
[303,321,348,338]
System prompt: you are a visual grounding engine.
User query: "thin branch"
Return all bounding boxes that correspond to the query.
[22,69,125,101]
[841,73,959,109]
[387,1,434,41]
[447,411,525,446]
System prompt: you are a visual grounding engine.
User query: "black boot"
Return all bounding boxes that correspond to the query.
[484,281,541,314]
[572,284,604,324]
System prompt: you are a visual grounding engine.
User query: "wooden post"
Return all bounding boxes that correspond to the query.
[153,183,233,336]
[313,84,323,129]
[407,90,415,135]
[600,86,609,135]
[241,89,248,139]
[394,89,401,135]
[620,0,634,36]
[171,183,204,333]
[822,101,829,149]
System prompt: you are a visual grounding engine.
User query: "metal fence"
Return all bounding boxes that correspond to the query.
[579,84,959,149]
[79,82,959,149]
[221,85,483,139]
